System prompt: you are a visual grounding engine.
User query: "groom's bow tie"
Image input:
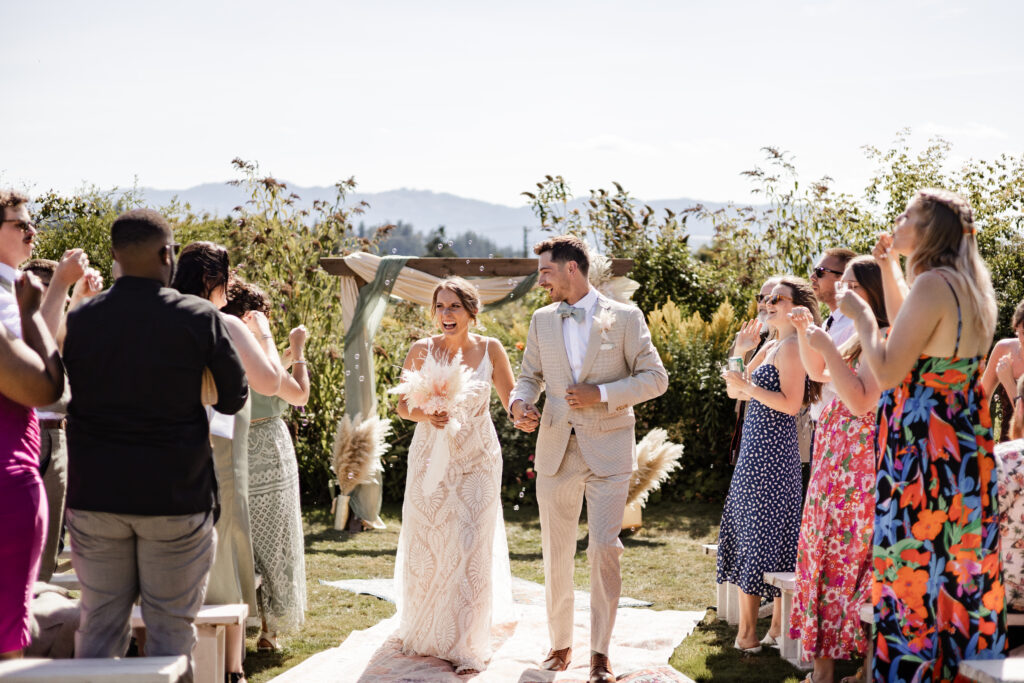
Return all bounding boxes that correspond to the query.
[557,301,586,323]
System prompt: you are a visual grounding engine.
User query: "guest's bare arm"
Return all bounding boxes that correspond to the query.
[222,314,283,396]
[395,339,448,429]
[276,325,310,407]
[740,340,806,416]
[808,327,882,416]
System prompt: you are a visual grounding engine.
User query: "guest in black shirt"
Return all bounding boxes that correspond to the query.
[62,208,247,680]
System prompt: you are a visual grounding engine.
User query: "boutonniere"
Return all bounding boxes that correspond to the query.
[595,308,616,350]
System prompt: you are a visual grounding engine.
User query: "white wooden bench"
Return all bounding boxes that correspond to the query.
[0,655,187,682]
[703,544,739,625]
[959,658,1024,682]
[764,571,809,667]
[130,604,247,683]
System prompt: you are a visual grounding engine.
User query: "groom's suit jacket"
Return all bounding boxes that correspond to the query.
[511,292,668,477]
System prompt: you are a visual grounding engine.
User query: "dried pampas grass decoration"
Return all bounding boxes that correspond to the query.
[588,253,640,304]
[627,428,684,508]
[332,412,392,495]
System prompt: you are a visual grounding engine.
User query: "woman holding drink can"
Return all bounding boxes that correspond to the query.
[717,277,822,653]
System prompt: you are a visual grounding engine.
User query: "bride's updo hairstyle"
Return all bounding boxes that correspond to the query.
[431,277,481,323]
[906,188,997,344]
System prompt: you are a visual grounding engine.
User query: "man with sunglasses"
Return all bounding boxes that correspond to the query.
[807,248,857,435]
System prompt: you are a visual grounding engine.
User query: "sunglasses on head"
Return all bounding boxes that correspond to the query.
[767,294,793,305]
[813,266,844,278]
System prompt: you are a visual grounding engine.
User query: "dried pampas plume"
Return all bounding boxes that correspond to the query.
[627,428,684,508]
[332,413,392,495]
[588,253,640,304]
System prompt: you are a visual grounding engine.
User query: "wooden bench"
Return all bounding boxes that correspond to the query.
[764,571,809,667]
[958,658,1024,682]
[704,545,743,626]
[0,655,187,682]
[130,604,248,683]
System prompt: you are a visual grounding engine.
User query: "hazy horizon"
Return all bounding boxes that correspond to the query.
[3,0,1022,207]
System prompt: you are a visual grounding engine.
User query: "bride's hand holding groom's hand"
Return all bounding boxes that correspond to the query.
[510,399,540,433]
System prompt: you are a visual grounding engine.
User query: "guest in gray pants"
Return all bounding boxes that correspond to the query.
[62,209,248,681]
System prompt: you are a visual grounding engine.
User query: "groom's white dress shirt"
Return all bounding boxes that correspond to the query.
[559,287,608,402]
[0,262,22,338]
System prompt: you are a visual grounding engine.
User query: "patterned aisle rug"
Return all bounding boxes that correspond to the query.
[270,578,701,682]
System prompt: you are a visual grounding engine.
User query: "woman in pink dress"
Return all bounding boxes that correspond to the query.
[0,272,65,659]
[787,256,888,683]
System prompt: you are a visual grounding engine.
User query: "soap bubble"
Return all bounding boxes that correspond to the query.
[479,266,484,272]
[467,239,473,245]
[391,248,397,254]
[359,375,365,382]
[354,353,360,360]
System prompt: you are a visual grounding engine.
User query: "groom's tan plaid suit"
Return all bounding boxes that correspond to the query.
[511,291,667,654]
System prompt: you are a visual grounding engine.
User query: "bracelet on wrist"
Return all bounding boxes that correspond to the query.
[292,360,307,365]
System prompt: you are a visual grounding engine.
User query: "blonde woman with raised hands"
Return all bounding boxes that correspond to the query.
[841,189,1005,682]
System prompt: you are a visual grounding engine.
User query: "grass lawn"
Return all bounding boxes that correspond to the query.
[244,501,860,683]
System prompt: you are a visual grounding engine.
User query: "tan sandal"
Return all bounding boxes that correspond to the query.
[257,631,280,652]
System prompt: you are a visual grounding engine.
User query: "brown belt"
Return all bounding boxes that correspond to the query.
[40,418,67,430]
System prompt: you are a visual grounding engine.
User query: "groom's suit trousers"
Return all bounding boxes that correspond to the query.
[537,435,630,654]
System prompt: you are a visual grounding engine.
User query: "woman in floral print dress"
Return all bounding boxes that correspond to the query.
[788,256,889,683]
[841,189,1006,682]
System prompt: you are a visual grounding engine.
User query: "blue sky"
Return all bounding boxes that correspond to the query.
[2,0,1021,206]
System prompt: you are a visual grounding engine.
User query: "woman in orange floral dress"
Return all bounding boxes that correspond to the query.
[842,189,1006,682]
[789,256,888,683]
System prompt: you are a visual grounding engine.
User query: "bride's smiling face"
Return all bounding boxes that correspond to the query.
[434,288,472,336]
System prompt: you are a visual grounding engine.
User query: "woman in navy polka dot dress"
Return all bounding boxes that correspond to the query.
[719,277,822,653]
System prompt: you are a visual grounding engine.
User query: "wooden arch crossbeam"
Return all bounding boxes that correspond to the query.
[319,257,634,287]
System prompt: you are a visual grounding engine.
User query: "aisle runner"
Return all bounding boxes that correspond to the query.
[270,578,701,683]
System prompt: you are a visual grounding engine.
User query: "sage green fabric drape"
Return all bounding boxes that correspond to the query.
[345,256,409,526]
[481,271,538,312]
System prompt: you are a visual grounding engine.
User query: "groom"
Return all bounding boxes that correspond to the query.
[510,235,668,683]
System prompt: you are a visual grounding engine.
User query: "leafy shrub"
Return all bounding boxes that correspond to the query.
[637,299,740,502]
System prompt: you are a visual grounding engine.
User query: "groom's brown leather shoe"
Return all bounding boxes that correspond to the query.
[590,652,615,683]
[540,647,571,671]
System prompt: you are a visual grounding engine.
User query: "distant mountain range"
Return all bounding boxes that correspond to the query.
[139,183,736,251]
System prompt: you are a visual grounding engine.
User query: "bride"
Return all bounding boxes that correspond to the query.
[393,277,517,674]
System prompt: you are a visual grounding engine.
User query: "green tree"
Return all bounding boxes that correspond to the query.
[423,225,458,257]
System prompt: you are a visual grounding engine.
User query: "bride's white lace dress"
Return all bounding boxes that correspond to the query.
[393,344,515,672]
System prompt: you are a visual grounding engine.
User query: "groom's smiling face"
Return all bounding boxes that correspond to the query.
[537,252,573,303]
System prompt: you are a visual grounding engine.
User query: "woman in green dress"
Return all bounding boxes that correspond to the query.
[223,280,309,650]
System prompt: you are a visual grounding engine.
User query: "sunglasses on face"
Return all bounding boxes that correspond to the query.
[755,293,769,303]
[767,294,793,305]
[1,219,36,233]
[813,266,844,278]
